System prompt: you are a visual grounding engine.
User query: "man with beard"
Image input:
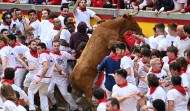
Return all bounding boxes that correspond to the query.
[58,4,69,27]
[0,12,18,35]
[46,18,64,51]
[22,9,40,38]
[73,0,101,28]
[15,8,30,35]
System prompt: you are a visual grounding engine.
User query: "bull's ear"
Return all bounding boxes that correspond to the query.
[123,14,128,18]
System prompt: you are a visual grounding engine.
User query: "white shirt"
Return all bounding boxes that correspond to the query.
[0,22,18,35]
[138,60,149,89]
[145,36,155,50]
[30,19,40,38]
[3,100,19,111]
[38,20,54,43]
[58,15,65,27]
[151,35,165,50]
[60,29,72,51]
[61,0,71,4]
[146,86,166,109]
[17,105,26,111]
[18,0,29,3]
[74,8,96,28]
[24,50,39,76]
[112,83,140,111]
[15,17,29,35]
[97,102,106,111]
[180,73,189,88]
[162,56,177,76]
[36,52,56,83]
[167,88,189,111]
[174,37,190,57]
[120,56,135,85]
[0,46,18,69]
[50,51,72,84]
[46,29,59,51]
[173,0,187,9]
[13,43,29,67]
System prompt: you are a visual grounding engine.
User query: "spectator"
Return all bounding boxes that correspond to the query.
[73,0,101,28]
[1,29,9,36]
[106,98,121,111]
[152,99,166,111]
[14,0,29,4]
[167,75,189,111]
[151,50,161,59]
[58,4,69,27]
[15,8,29,35]
[176,57,188,73]
[10,8,18,22]
[41,8,51,20]
[70,22,89,59]
[181,0,190,12]
[166,0,187,14]
[60,22,75,52]
[22,9,40,38]
[0,12,18,35]
[26,32,34,45]
[174,25,190,56]
[134,0,153,10]
[141,0,157,11]
[93,87,106,111]
[0,83,19,111]
[153,0,174,16]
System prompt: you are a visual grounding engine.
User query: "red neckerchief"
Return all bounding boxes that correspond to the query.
[178,71,185,76]
[42,50,50,54]
[0,44,8,49]
[79,7,86,12]
[11,42,21,48]
[51,51,61,56]
[96,74,105,87]
[97,98,107,106]
[110,53,119,61]
[180,36,187,40]
[150,69,161,73]
[53,26,61,30]
[141,59,146,64]
[117,80,128,88]
[12,17,17,22]
[48,18,53,23]
[16,103,20,107]
[173,85,186,95]
[181,67,188,73]
[168,56,178,64]
[2,79,14,85]
[150,86,157,95]
[29,19,37,25]
[161,60,163,66]
[30,50,38,58]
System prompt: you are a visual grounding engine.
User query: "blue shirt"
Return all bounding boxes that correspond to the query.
[97,56,121,91]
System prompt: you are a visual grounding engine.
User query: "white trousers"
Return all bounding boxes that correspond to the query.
[48,79,78,110]
[28,81,56,111]
[14,68,27,87]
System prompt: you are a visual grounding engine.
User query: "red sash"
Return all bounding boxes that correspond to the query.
[42,50,50,54]
[1,79,14,85]
[96,74,105,87]
[168,56,178,64]
[79,7,86,12]
[12,42,21,48]
[97,98,107,106]
[150,87,157,95]
[173,85,186,95]
[150,69,161,73]
[51,51,61,56]
[0,44,8,49]
[30,50,38,58]
[178,71,185,76]
[117,80,128,88]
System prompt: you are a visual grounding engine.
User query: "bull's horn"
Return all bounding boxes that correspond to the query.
[130,5,140,16]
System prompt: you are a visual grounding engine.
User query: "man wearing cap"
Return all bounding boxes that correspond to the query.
[0,12,18,35]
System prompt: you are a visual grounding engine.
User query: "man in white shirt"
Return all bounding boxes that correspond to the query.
[174,25,190,57]
[158,23,179,51]
[7,34,29,87]
[112,69,147,111]
[58,4,69,27]
[22,9,40,38]
[48,40,78,111]
[38,13,58,43]
[60,22,75,52]
[0,12,18,35]
[151,23,165,50]
[115,43,136,85]
[169,62,189,92]
[140,74,166,111]
[46,18,64,51]
[28,43,65,111]
[167,75,189,111]
[73,0,101,28]
[15,8,29,36]
[93,88,106,111]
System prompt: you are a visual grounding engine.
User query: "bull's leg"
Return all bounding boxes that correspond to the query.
[84,87,95,111]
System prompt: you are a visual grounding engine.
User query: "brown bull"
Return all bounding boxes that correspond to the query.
[69,11,142,110]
